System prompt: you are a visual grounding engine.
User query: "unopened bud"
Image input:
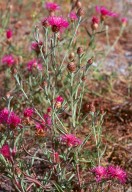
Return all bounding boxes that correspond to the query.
[76,1,82,9]
[91,23,99,30]
[90,102,95,113]
[81,75,86,81]
[77,8,84,17]
[67,62,76,73]
[41,18,49,27]
[69,52,75,60]
[6,92,11,99]
[87,58,93,65]
[77,47,83,55]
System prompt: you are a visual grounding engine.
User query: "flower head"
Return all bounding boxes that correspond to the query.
[6,29,13,39]
[2,54,16,67]
[0,108,9,124]
[55,96,64,103]
[92,166,107,182]
[0,144,11,160]
[92,16,99,24]
[96,6,118,17]
[7,111,21,128]
[48,16,69,33]
[107,166,127,184]
[69,12,78,21]
[45,2,60,12]
[27,59,42,72]
[0,108,21,128]
[60,134,82,147]
[24,108,34,118]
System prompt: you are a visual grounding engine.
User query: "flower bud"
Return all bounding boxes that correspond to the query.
[121,17,128,27]
[67,62,76,73]
[87,58,93,65]
[76,1,82,9]
[69,52,75,60]
[81,75,86,81]
[77,47,83,55]
[91,16,99,30]
[41,18,49,27]
[77,8,84,17]
[90,102,95,113]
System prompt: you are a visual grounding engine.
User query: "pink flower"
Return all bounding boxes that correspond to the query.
[55,96,64,103]
[6,29,13,39]
[92,16,99,24]
[0,144,11,160]
[48,16,69,33]
[69,12,78,21]
[31,41,43,53]
[45,2,60,12]
[96,6,118,17]
[2,54,16,67]
[24,108,34,118]
[0,108,9,124]
[92,166,107,182]
[0,108,21,128]
[107,166,127,184]
[43,114,52,127]
[36,122,45,130]
[7,111,21,128]
[60,134,82,147]
[27,59,42,72]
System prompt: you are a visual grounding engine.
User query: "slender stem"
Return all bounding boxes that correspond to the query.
[59,17,82,70]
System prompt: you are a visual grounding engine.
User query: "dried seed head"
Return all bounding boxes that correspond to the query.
[67,62,76,73]
[69,52,75,60]
[77,8,84,17]
[77,47,83,55]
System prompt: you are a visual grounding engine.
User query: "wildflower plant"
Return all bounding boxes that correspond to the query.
[0,1,128,191]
